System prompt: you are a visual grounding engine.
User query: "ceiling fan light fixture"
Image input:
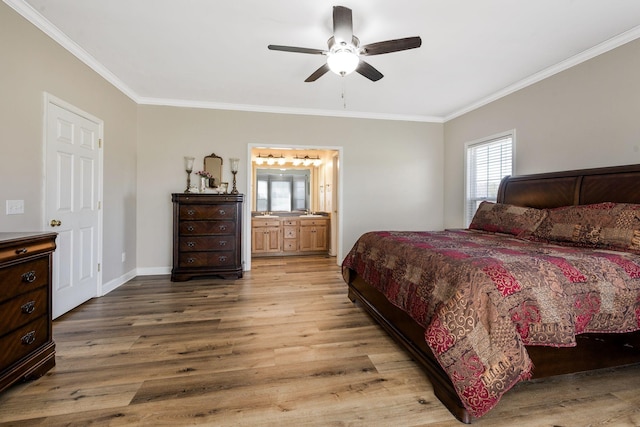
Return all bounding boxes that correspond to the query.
[327,47,359,76]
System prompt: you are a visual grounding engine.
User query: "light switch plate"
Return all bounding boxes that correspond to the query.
[6,200,24,215]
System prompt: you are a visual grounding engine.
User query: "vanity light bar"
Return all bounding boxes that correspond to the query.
[253,153,322,167]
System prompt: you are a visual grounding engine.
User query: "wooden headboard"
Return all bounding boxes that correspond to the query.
[497,163,640,209]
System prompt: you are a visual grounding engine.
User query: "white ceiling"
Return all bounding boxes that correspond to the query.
[8,0,640,122]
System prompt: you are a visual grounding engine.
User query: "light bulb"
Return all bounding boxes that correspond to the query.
[327,48,359,76]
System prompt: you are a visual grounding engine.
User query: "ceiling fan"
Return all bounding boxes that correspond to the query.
[268,5,421,82]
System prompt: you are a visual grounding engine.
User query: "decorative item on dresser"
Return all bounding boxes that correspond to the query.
[0,232,57,393]
[171,193,243,281]
[183,156,195,193]
[229,158,240,195]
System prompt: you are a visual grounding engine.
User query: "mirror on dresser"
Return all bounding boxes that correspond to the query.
[203,153,223,188]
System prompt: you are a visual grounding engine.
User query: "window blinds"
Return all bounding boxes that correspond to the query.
[465,135,513,226]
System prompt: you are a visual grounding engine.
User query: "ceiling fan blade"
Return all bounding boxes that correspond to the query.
[333,6,353,44]
[360,36,422,56]
[356,60,383,82]
[305,63,331,82]
[268,45,326,55]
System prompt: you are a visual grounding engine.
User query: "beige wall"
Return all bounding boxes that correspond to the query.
[7,0,640,282]
[0,4,138,287]
[443,38,640,228]
[136,106,444,271]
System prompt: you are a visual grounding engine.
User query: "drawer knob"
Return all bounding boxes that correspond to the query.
[218,256,227,262]
[187,241,195,248]
[187,258,195,264]
[15,248,28,255]
[187,209,195,216]
[219,209,226,216]
[21,331,36,346]
[219,241,227,246]
[22,271,37,283]
[218,225,227,231]
[187,226,195,232]
[21,301,36,314]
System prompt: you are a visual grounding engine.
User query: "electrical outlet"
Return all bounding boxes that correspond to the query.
[6,200,24,215]
[121,252,126,263]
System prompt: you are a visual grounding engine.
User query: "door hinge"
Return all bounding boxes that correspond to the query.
[98,138,102,148]
[97,263,101,272]
[98,201,101,209]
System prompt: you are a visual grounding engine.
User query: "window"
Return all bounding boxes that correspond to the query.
[256,169,310,212]
[465,132,514,226]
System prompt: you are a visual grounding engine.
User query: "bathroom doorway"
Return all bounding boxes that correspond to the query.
[244,145,342,271]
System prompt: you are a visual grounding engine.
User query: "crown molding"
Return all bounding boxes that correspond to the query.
[444,24,640,122]
[136,97,443,123]
[5,0,140,101]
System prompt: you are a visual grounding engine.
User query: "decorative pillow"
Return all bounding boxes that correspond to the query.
[531,202,640,252]
[469,201,548,236]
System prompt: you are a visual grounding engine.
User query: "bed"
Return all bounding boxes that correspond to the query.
[342,163,640,423]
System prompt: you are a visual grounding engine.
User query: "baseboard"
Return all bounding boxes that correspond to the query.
[136,266,172,276]
[101,268,137,295]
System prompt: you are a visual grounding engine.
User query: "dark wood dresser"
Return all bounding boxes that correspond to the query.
[171,193,243,281]
[0,232,57,393]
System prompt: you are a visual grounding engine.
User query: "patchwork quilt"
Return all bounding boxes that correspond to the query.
[342,229,640,417]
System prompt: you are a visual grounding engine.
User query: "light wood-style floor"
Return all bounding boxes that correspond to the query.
[1,255,640,426]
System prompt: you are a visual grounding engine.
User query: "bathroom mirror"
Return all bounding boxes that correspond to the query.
[204,153,223,187]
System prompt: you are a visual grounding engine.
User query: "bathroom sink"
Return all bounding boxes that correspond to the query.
[255,215,279,218]
[299,214,323,217]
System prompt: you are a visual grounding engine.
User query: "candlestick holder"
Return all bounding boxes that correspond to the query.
[230,158,239,195]
[184,156,195,193]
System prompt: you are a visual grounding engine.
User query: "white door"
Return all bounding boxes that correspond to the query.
[45,96,102,319]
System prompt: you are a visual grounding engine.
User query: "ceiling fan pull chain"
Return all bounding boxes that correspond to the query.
[342,79,347,109]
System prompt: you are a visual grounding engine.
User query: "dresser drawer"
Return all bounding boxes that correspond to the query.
[0,257,49,304]
[179,204,237,221]
[179,236,236,252]
[0,315,49,370]
[178,251,236,267]
[0,287,48,335]
[179,221,236,235]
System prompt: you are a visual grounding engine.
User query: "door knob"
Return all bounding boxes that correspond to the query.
[50,219,62,227]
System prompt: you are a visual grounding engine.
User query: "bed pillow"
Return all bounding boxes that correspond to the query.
[469,201,548,236]
[531,202,640,252]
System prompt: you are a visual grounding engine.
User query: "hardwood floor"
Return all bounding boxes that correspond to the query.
[1,255,640,426]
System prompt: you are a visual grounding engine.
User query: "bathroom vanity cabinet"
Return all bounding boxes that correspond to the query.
[251,216,329,257]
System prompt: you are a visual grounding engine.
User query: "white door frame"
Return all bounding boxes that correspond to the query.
[243,143,344,271]
[43,93,104,298]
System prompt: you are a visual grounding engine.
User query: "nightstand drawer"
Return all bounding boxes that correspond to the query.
[0,288,48,334]
[0,316,49,369]
[0,257,49,304]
